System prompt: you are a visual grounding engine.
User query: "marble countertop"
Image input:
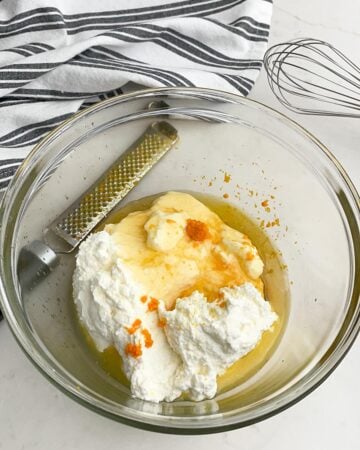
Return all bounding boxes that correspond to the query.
[1,0,359,448]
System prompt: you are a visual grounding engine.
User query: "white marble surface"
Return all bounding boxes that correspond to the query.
[1,0,360,448]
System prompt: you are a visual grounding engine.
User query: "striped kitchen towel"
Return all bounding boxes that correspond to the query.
[0,0,272,191]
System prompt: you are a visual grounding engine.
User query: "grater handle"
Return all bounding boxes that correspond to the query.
[17,240,59,291]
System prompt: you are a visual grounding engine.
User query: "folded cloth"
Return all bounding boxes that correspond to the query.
[0,0,272,191]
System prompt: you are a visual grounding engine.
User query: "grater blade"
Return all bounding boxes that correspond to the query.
[47,121,178,250]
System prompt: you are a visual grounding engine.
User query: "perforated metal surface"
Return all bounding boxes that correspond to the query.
[49,121,178,249]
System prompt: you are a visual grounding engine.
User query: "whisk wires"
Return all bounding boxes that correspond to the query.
[264,38,360,117]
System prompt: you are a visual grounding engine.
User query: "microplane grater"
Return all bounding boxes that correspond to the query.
[47,121,178,250]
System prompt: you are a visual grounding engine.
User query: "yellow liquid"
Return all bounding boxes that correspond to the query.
[80,192,289,395]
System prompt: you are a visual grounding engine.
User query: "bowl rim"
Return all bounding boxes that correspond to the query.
[0,86,359,434]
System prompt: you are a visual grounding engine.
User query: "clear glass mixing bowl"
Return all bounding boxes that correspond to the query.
[0,88,359,434]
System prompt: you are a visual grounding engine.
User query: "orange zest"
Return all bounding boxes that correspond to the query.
[245,252,255,261]
[147,297,159,312]
[218,300,227,308]
[141,329,154,348]
[140,295,148,303]
[223,172,231,183]
[265,218,280,228]
[261,200,269,207]
[125,343,142,358]
[125,318,142,334]
[185,219,210,242]
[158,318,167,328]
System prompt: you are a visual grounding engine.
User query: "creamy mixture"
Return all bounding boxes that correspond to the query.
[73,192,278,402]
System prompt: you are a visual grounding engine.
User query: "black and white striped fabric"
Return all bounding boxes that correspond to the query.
[0,0,272,191]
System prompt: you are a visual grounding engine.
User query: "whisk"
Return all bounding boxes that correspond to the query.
[263,38,360,117]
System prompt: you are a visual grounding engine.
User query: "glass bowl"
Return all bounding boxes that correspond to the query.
[0,88,359,434]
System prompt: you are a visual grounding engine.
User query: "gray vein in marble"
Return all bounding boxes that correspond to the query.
[276,6,360,38]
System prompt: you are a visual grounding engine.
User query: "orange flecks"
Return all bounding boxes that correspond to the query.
[126,319,142,335]
[141,329,154,348]
[186,219,210,242]
[218,300,227,308]
[158,318,167,328]
[246,252,255,261]
[265,218,281,228]
[223,172,231,183]
[125,343,142,358]
[140,295,148,303]
[223,193,229,199]
[261,200,269,207]
[166,219,176,224]
[148,297,159,312]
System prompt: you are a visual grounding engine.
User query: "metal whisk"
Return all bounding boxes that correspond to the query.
[264,38,360,117]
